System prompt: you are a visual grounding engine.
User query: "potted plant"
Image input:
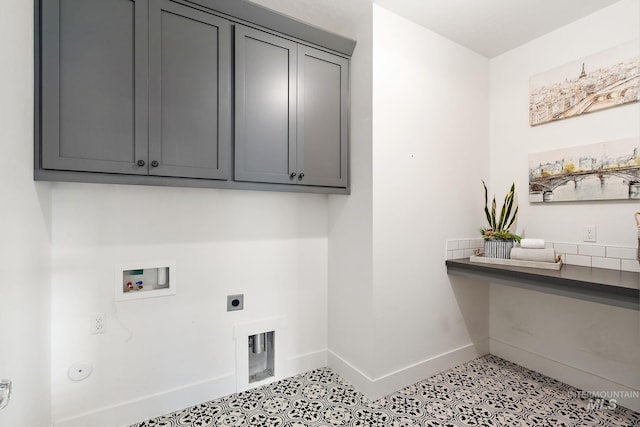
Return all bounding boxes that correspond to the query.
[481,180,521,259]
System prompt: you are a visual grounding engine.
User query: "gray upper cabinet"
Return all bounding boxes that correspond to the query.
[297,46,349,188]
[41,0,230,180]
[41,0,149,175]
[234,26,297,185]
[235,26,349,188]
[37,0,351,193]
[148,0,230,179]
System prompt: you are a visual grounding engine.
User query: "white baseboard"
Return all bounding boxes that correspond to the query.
[328,339,490,401]
[490,338,640,413]
[286,349,328,377]
[59,340,639,425]
[53,373,236,427]
[53,350,328,427]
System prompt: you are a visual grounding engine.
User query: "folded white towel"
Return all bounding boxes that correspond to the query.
[510,247,556,263]
[520,238,545,249]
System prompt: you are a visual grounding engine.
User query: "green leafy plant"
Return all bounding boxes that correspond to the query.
[481,180,521,242]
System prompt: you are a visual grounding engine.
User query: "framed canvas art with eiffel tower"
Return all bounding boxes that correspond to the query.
[529,39,639,126]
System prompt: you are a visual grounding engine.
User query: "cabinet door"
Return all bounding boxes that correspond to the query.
[235,26,297,184]
[41,0,149,174]
[148,0,231,180]
[297,46,349,187]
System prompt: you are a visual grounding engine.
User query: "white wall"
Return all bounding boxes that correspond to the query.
[328,5,491,399]
[489,0,640,412]
[50,185,330,426]
[49,0,373,424]
[371,4,490,380]
[0,1,52,426]
[327,0,376,380]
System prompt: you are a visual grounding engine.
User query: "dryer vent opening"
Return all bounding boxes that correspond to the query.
[248,331,274,383]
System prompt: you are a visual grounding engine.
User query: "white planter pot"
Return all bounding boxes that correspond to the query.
[483,239,514,259]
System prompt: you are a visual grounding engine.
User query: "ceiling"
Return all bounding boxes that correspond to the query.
[373,0,622,58]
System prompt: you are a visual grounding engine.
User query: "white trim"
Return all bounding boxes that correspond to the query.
[285,349,328,377]
[328,339,490,401]
[233,316,288,392]
[52,348,328,427]
[53,372,236,427]
[490,338,640,413]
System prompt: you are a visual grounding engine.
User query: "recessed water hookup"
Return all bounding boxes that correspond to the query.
[227,294,244,311]
[116,261,176,301]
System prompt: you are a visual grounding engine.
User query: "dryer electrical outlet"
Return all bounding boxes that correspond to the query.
[227,294,244,311]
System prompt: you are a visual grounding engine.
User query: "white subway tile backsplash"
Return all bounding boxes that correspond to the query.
[463,248,478,258]
[445,238,635,272]
[446,238,484,257]
[553,243,578,254]
[578,244,606,257]
[470,239,484,249]
[565,254,591,267]
[606,246,637,260]
[591,256,621,271]
[621,259,640,273]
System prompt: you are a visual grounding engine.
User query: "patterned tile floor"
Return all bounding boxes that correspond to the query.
[131,355,640,426]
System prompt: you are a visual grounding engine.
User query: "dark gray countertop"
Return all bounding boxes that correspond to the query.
[445,258,639,311]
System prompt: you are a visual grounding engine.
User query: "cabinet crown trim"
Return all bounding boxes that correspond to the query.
[184,0,356,56]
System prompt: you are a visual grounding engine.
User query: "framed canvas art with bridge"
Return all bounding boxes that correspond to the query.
[529,39,639,126]
[529,138,640,203]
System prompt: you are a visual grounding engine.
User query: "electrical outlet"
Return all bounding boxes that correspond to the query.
[583,225,597,242]
[90,313,106,334]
